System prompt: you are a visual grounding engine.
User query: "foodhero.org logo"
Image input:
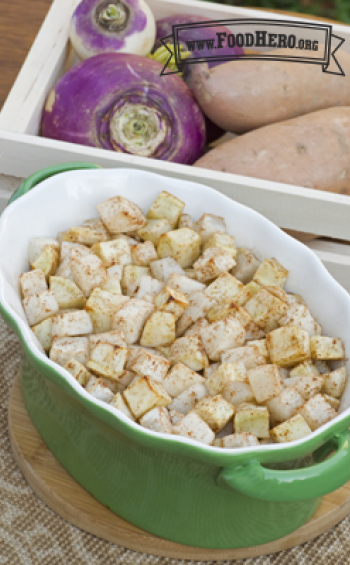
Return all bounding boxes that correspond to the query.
[159,18,345,76]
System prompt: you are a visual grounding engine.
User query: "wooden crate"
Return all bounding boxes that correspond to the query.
[0,0,350,291]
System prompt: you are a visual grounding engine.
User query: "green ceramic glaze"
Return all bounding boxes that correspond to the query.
[3,162,350,549]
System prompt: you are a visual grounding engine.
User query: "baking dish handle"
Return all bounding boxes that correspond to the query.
[7,162,100,206]
[217,431,350,501]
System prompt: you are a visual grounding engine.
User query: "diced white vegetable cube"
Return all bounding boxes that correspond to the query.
[154,286,189,321]
[20,269,47,298]
[176,291,216,336]
[169,409,185,425]
[157,228,202,268]
[267,326,310,367]
[289,360,320,379]
[271,414,312,443]
[52,310,93,338]
[63,221,109,246]
[169,337,209,371]
[178,214,194,229]
[200,317,246,361]
[147,191,185,228]
[131,241,158,266]
[253,258,288,289]
[323,367,347,398]
[85,289,129,333]
[295,375,324,400]
[112,299,154,344]
[107,264,124,279]
[193,248,236,283]
[310,336,345,360]
[49,336,89,366]
[139,406,172,433]
[278,304,321,337]
[99,275,122,295]
[70,248,107,297]
[234,405,270,438]
[23,290,59,326]
[91,239,132,268]
[89,330,127,349]
[110,392,135,420]
[167,273,206,296]
[162,363,205,397]
[137,219,172,246]
[298,394,337,430]
[194,214,226,243]
[173,412,215,445]
[32,317,53,352]
[128,275,164,300]
[49,276,86,309]
[87,343,128,381]
[204,273,252,305]
[129,348,170,382]
[266,387,305,425]
[64,358,92,386]
[28,237,60,265]
[248,364,283,403]
[168,382,208,414]
[218,432,260,448]
[231,248,260,284]
[221,345,266,370]
[207,362,247,396]
[194,395,235,433]
[248,339,270,361]
[123,376,171,419]
[97,195,146,233]
[31,245,60,280]
[244,289,288,332]
[140,311,176,348]
[184,318,210,339]
[150,257,185,282]
[323,395,340,410]
[203,232,236,258]
[85,376,114,403]
[222,380,254,406]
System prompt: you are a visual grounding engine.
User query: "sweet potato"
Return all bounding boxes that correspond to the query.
[194,107,350,195]
[189,48,350,134]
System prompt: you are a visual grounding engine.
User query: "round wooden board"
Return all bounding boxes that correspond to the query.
[8,374,350,561]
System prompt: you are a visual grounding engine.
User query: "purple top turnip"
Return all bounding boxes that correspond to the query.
[70,0,156,59]
[42,53,206,164]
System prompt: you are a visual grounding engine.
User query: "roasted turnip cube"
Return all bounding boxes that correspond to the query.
[49,336,89,366]
[323,367,347,398]
[278,304,321,337]
[194,214,226,243]
[323,395,340,410]
[85,376,114,403]
[193,248,236,282]
[178,214,194,230]
[206,301,249,326]
[87,343,128,381]
[298,394,337,430]
[110,392,135,420]
[289,360,320,379]
[234,405,270,438]
[150,257,185,282]
[267,326,310,367]
[129,348,170,382]
[253,258,288,289]
[140,406,172,433]
[203,232,236,258]
[49,276,86,309]
[248,364,283,403]
[167,273,205,296]
[23,290,59,326]
[157,228,202,268]
[245,281,261,295]
[204,273,252,305]
[222,381,254,406]
[128,275,164,301]
[147,191,185,228]
[173,412,215,445]
[28,237,60,265]
[91,238,132,268]
[131,241,158,266]
[221,345,266,370]
[194,395,235,433]
[295,375,324,401]
[200,317,246,361]
[31,245,59,280]
[154,287,189,321]
[97,195,146,233]
[176,292,216,336]
[169,409,185,425]
[32,317,52,352]
[85,289,129,333]
[184,318,210,339]
[310,336,345,360]
[206,362,248,396]
[52,310,93,338]
[162,363,205,397]
[271,414,312,443]
[123,376,171,419]
[100,275,122,295]
[218,432,260,448]
[232,248,260,284]
[244,289,287,332]
[266,387,305,425]
[169,336,209,371]
[122,265,150,295]
[137,218,172,246]
[20,269,47,298]
[140,311,176,347]
[112,299,154,344]
[63,221,109,246]
[89,330,127,349]
[64,358,92,386]
[248,339,270,361]
[70,248,107,297]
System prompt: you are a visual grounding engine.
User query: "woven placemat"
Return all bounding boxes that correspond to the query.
[0,315,349,565]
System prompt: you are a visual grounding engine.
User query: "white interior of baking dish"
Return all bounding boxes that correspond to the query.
[1,168,350,454]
